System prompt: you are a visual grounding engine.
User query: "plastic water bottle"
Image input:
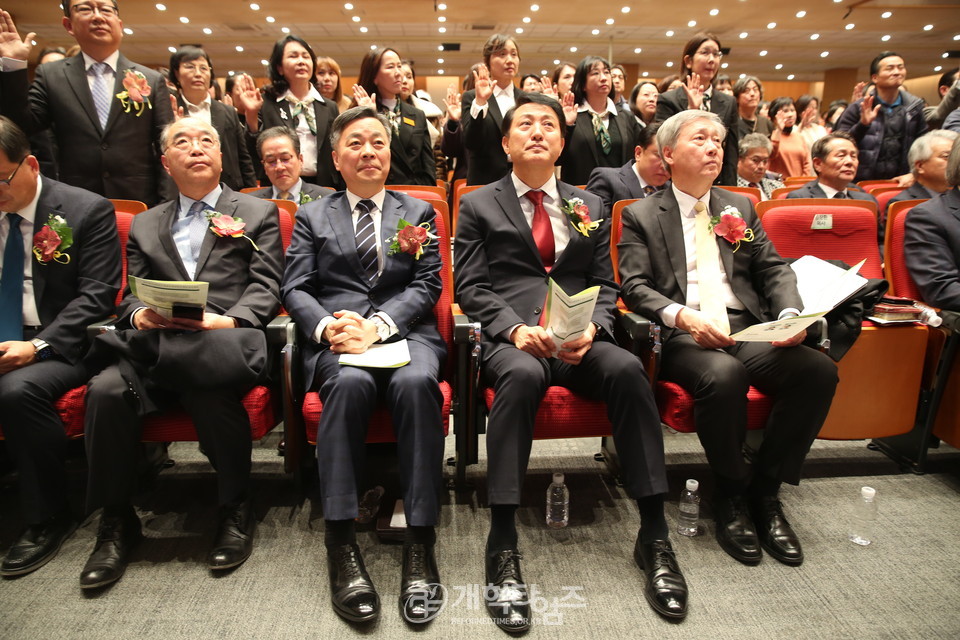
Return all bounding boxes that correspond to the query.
[677,479,700,537]
[545,473,569,529]
[355,485,385,524]
[915,304,943,327]
[849,486,878,546]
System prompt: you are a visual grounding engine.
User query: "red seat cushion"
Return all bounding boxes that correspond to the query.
[483,387,613,439]
[303,382,452,445]
[655,381,772,433]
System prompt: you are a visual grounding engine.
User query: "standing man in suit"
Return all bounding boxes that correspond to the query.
[0,3,174,206]
[80,117,283,589]
[456,93,687,632]
[788,133,878,201]
[461,34,523,185]
[619,110,839,568]
[586,122,668,216]
[0,116,120,576]
[282,107,445,625]
[248,127,330,204]
[736,133,785,200]
[887,130,958,211]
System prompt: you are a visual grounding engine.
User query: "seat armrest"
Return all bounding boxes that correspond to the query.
[267,314,294,347]
[85,317,117,340]
[452,305,482,474]
[615,310,661,381]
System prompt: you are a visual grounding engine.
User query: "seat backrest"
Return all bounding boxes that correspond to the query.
[770,185,802,200]
[858,180,899,193]
[610,198,639,282]
[759,198,883,278]
[428,200,455,382]
[873,186,905,220]
[109,198,148,214]
[239,186,262,194]
[884,199,927,300]
[387,184,447,201]
[265,200,295,252]
[114,210,135,306]
[453,184,484,236]
[718,185,761,206]
[783,176,816,186]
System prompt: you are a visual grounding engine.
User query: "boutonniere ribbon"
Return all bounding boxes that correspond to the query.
[387,218,437,260]
[115,69,153,117]
[560,197,603,237]
[708,205,755,252]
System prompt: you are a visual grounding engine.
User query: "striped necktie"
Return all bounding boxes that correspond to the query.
[89,62,111,129]
[355,199,378,281]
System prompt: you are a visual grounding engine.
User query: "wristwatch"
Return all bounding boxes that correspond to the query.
[370,316,391,343]
[30,338,55,362]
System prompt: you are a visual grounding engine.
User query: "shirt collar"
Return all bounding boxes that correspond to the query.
[278,86,324,104]
[511,172,559,203]
[633,165,651,191]
[345,189,387,214]
[82,50,120,73]
[493,83,514,98]
[273,178,304,200]
[817,182,844,199]
[177,185,223,219]
[876,91,903,109]
[672,183,712,218]
[182,92,212,111]
[577,97,619,118]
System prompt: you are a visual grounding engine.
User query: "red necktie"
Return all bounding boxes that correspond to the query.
[525,189,555,271]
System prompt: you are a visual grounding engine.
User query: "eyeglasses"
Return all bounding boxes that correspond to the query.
[71,2,119,18]
[182,63,211,74]
[167,135,218,151]
[263,156,296,167]
[0,157,26,187]
[745,155,770,165]
[695,49,723,59]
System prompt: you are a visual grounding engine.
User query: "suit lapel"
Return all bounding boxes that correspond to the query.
[494,177,544,269]
[577,111,602,168]
[157,200,191,280]
[619,162,642,198]
[397,103,414,148]
[709,192,737,281]
[103,54,133,136]
[63,55,103,135]
[328,194,369,283]
[31,178,63,304]
[656,189,689,294]
[210,100,227,133]
[552,183,586,272]
[313,100,330,145]
[377,192,403,285]
[946,189,960,225]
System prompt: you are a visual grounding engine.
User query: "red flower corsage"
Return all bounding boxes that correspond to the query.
[388,218,436,260]
[561,197,603,237]
[33,214,73,265]
[709,205,755,252]
[116,69,153,116]
[206,211,260,251]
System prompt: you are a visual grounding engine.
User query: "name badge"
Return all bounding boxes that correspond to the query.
[402,117,416,127]
[811,213,833,230]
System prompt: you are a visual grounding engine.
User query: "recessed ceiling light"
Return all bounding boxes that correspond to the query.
[438,3,447,9]
[881,35,891,42]
[739,32,748,39]
[541,69,548,75]
[759,50,767,56]
[372,44,378,50]
[845,23,855,30]
[710,9,719,16]
[666,30,675,37]
[515,27,523,34]
[261,59,269,65]
[642,71,649,77]
[820,51,829,57]
[167,46,177,53]
[767,22,776,29]
[438,45,444,51]
[775,63,783,70]
[721,62,729,68]
[203,27,212,35]
[810,33,820,40]
[634,47,642,54]
[438,69,445,75]
[438,27,446,33]
[179,16,189,24]
[592,29,600,35]
[570,46,578,52]
[523,17,531,23]
[266,16,275,23]
[606,18,615,25]
[360,26,368,33]
[796,10,806,18]
[530,4,539,11]
[738,73,745,79]
[281,27,290,33]
[236,45,244,52]
[943,52,950,58]
[123,28,133,35]
[622,6,631,14]
[881,11,892,18]
[344,3,353,9]
[437,58,444,64]
[353,16,362,22]
[935,65,943,71]
[437,16,446,22]
[955,34,960,41]
[228,71,235,76]
[249,3,260,10]
[787,74,795,80]
[924,24,934,31]
[155,3,166,10]
[688,20,697,27]
[666,61,674,67]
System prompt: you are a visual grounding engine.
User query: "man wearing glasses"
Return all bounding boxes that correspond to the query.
[248,127,331,204]
[0,2,174,206]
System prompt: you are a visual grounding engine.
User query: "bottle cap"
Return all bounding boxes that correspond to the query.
[861,486,876,500]
[686,479,699,491]
[553,472,565,484]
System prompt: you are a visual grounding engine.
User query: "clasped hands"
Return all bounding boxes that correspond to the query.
[676,308,805,349]
[323,310,379,354]
[510,323,596,365]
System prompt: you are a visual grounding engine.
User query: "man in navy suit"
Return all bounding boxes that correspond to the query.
[248,127,331,204]
[887,130,958,212]
[787,132,878,202]
[456,93,686,631]
[282,106,446,625]
[0,116,120,576]
[0,2,174,205]
[585,122,668,216]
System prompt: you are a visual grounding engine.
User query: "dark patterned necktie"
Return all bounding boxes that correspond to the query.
[355,199,378,281]
[591,112,612,155]
[0,213,24,341]
[833,191,848,199]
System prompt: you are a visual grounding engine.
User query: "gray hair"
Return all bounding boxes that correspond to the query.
[908,130,959,176]
[160,116,220,150]
[948,136,960,187]
[738,132,772,157]
[256,126,300,159]
[656,110,725,171]
[330,106,392,148]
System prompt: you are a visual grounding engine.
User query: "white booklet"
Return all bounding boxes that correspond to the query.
[128,276,208,320]
[339,339,411,368]
[543,279,600,357]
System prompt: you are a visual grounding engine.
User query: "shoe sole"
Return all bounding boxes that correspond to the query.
[759,539,803,566]
[715,531,762,566]
[1,522,78,577]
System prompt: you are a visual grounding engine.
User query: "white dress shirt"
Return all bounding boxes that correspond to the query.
[279,87,324,177]
[181,93,213,125]
[469,82,517,119]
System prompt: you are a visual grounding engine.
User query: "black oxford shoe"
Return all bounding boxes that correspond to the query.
[1,513,76,577]
[714,495,762,565]
[484,549,531,634]
[399,543,444,624]
[327,543,380,623]
[208,501,255,570]
[79,508,142,590]
[751,497,803,566]
[634,535,689,620]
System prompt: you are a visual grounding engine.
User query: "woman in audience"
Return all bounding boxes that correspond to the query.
[656,33,739,185]
[552,62,576,98]
[768,96,813,178]
[559,55,639,186]
[824,100,848,133]
[354,47,436,186]
[316,56,353,113]
[169,46,257,190]
[235,35,339,188]
[797,94,828,149]
[733,75,773,137]
[399,60,444,149]
[657,74,682,95]
[629,80,659,128]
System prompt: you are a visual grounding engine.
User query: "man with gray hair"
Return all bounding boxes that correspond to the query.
[787,131,877,202]
[736,132,784,200]
[619,109,838,569]
[80,117,284,589]
[248,126,331,204]
[888,129,958,211]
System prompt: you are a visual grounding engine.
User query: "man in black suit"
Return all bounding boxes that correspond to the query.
[619,110,839,568]
[887,130,957,212]
[456,93,687,631]
[248,127,330,204]
[282,107,445,624]
[0,116,120,576]
[0,2,174,206]
[460,34,523,185]
[585,122,668,216]
[787,132,879,202]
[80,117,284,589]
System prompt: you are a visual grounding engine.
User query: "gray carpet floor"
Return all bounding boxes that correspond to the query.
[1,427,959,640]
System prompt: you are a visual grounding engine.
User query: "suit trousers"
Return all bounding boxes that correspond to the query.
[312,340,444,526]
[660,331,839,486]
[483,341,667,505]
[84,363,253,511]
[0,359,90,523]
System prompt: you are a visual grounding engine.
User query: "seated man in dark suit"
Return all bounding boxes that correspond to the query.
[619,110,839,568]
[282,107,446,625]
[585,122,668,216]
[80,117,284,589]
[736,133,785,200]
[0,116,120,576]
[887,129,958,212]
[787,132,878,202]
[248,127,330,204]
[456,93,687,631]
[905,136,960,310]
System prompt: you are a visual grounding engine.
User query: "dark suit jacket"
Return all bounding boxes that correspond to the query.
[454,175,619,362]
[905,188,960,311]
[29,176,121,364]
[618,187,801,341]
[560,108,638,186]
[248,182,332,202]
[655,87,739,187]
[281,190,445,383]
[176,96,257,191]
[460,87,523,185]
[254,94,339,189]
[383,101,437,186]
[0,53,174,206]
[886,182,937,213]
[786,180,878,203]
[585,161,647,216]
[116,186,283,329]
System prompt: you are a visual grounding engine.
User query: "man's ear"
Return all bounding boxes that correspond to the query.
[811,157,823,176]
[160,154,172,177]
[331,149,341,172]
[501,136,510,161]
[62,16,75,39]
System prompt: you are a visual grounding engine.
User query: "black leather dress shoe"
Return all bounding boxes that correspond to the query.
[80,508,142,589]
[484,549,531,634]
[399,543,444,624]
[208,501,255,570]
[633,536,688,620]
[327,543,380,623]
[714,495,762,565]
[1,513,76,577]
[751,497,803,566]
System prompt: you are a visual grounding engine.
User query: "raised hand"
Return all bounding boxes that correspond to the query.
[169,94,185,120]
[851,81,867,102]
[444,83,461,121]
[472,64,493,106]
[0,10,34,61]
[682,72,704,111]
[539,77,559,101]
[859,94,881,126]
[352,84,376,108]
[561,91,577,125]
[234,74,263,129]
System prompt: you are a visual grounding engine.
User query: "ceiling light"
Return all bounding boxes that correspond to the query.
[810,33,820,40]
[787,74,795,80]
[666,61,674,67]
[515,27,523,34]
[738,73,745,79]
[935,65,943,71]
[541,69,548,75]
[353,16,362,22]
[203,27,212,35]
[344,3,353,9]
[759,50,767,56]
[944,52,950,58]
[924,24,934,31]
[592,29,600,35]
[606,18,615,25]
[267,16,277,23]
[767,22,776,29]
[236,45,244,52]
[622,6,631,14]
[570,46,578,52]
[123,28,133,35]
[721,62,729,68]
[155,3,166,10]
[372,45,378,50]
[179,16,189,24]
[438,45,444,51]
[167,46,177,53]
[796,10,806,18]
[360,26,368,33]
[437,16,446,22]
[530,4,539,11]
[688,20,697,27]
[739,32,748,39]
[437,58,444,64]
[642,71,649,77]
[438,69,445,75]
[523,17,531,23]
[881,11,892,18]
[438,27,446,33]
[845,23,855,30]
[820,51,829,57]
[955,34,960,41]
[881,35,890,42]
[634,47,642,54]
[666,30,675,37]
[438,3,447,9]
[249,3,260,10]
[261,59,269,65]
[775,63,783,70]
[710,9,719,16]
[281,27,290,33]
